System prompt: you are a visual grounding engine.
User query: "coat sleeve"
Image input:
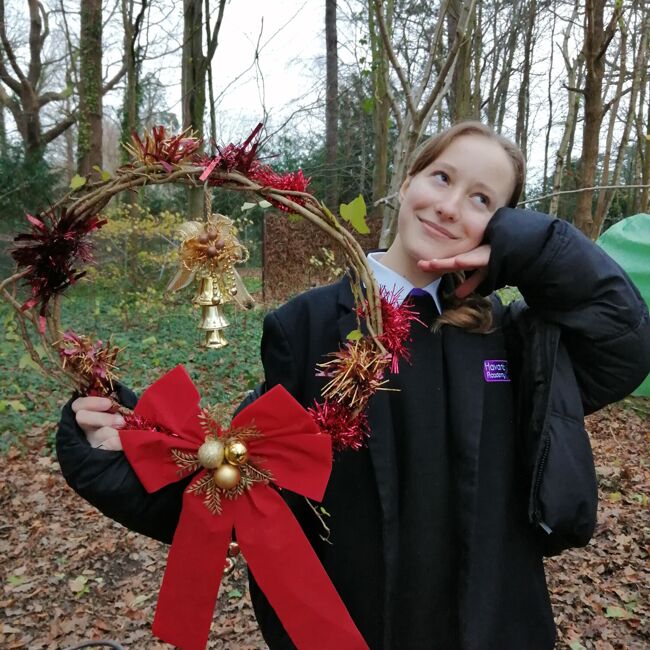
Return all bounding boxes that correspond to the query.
[56,381,263,543]
[260,307,303,400]
[56,383,187,543]
[483,207,650,414]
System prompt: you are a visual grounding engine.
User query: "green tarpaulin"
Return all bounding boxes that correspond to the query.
[597,214,650,397]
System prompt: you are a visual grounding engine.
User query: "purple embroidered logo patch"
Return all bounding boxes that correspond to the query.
[483,359,510,382]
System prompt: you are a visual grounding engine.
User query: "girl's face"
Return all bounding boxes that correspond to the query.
[384,134,517,284]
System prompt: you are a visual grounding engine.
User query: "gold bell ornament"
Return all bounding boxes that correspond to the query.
[194,274,230,349]
[167,212,251,349]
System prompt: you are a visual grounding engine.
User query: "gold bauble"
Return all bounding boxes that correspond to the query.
[225,440,249,465]
[213,463,241,489]
[197,439,224,469]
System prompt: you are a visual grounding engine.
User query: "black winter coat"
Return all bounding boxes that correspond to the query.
[56,208,650,650]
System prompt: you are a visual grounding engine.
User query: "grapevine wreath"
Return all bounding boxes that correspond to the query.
[3,124,422,650]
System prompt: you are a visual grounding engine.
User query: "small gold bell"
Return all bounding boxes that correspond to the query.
[213,463,241,489]
[194,276,216,306]
[204,329,228,349]
[225,440,249,465]
[199,304,229,331]
[197,439,224,469]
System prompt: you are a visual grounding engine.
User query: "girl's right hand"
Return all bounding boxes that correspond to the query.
[72,396,125,451]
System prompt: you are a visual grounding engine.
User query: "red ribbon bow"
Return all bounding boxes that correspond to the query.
[119,365,367,650]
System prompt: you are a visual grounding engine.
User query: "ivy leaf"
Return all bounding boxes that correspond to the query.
[346,329,363,341]
[340,194,369,234]
[605,605,628,618]
[70,174,87,190]
[0,400,27,412]
[18,354,40,372]
[68,575,89,594]
[568,641,586,650]
[93,165,112,182]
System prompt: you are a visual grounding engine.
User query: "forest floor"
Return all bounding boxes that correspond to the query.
[1,399,648,650]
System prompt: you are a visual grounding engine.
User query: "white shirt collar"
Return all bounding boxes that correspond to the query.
[367,252,443,313]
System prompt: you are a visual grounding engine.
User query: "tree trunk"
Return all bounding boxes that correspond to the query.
[447,0,476,121]
[77,0,103,176]
[369,0,392,223]
[375,0,476,247]
[542,4,557,196]
[325,0,339,210]
[574,0,622,238]
[182,0,206,219]
[0,102,5,152]
[515,0,537,172]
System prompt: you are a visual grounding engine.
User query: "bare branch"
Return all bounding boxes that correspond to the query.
[519,184,650,207]
[418,0,477,124]
[371,0,418,121]
[42,113,76,145]
[0,0,28,86]
[205,0,226,65]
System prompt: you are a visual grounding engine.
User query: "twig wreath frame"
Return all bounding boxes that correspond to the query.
[2,125,425,451]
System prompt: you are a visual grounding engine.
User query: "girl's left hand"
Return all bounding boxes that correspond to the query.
[417,244,491,299]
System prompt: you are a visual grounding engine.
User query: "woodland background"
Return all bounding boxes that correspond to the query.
[0,1,649,649]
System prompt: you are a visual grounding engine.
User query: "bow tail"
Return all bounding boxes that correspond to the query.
[152,489,234,650]
[236,487,369,650]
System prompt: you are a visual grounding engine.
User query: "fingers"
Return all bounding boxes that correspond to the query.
[86,426,123,451]
[454,268,488,299]
[75,409,125,432]
[72,396,114,413]
[70,396,125,451]
[418,245,491,273]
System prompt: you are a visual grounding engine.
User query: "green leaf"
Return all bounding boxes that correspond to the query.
[241,202,257,211]
[605,605,627,618]
[258,200,272,208]
[92,165,111,181]
[568,641,586,650]
[346,329,363,341]
[141,336,157,347]
[340,194,369,234]
[8,400,27,412]
[68,575,88,594]
[227,588,242,599]
[19,354,41,371]
[70,174,87,190]
[362,97,374,114]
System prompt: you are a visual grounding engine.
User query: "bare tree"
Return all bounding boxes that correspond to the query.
[573,0,623,238]
[368,0,392,223]
[77,0,104,175]
[0,0,126,163]
[372,0,477,247]
[325,0,339,209]
[182,0,226,218]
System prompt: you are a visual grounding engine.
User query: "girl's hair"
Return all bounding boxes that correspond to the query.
[407,121,525,333]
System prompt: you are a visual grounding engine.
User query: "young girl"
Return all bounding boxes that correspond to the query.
[57,122,650,649]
